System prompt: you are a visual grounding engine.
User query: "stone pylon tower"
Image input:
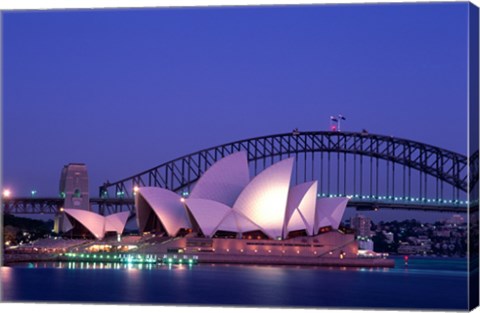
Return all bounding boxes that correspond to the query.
[54,163,89,234]
[59,163,90,211]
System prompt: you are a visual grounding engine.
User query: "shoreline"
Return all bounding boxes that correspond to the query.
[3,252,394,268]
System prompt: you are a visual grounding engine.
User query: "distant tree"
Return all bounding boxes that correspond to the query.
[4,225,18,245]
[3,214,53,242]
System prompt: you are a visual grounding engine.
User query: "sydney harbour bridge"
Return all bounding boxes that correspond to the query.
[2,131,477,215]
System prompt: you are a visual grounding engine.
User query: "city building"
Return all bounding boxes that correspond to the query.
[445,214,465,226]
[350,214,373,238]
[351,214,374,251]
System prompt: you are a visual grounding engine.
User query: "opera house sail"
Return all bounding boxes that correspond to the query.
[62,209,129,240]
[135,151,350,240]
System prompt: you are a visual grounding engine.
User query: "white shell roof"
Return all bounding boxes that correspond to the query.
[285,181,318,236]
[285,209,307,234]
[184,199,231,237]
[105,211,130,234]
[189,151,250,207]
[61,214,74,233]
[314,197,350,231]
[136,187,190,236]
[216,210,260,234]
[215,211,238,232]
[64,208,106,239]
[132,155,349,240]
[64,209,130,239]
[233,157,294,239]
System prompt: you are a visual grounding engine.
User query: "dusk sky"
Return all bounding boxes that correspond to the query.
[3,2,469,205]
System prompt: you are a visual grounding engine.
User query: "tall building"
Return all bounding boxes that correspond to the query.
[350,214,373,238]
[351,214,374,251]
[446,214,465,226]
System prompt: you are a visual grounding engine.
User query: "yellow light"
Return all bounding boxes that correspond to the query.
[133,186,139,193]
[60,207,64,212]
[2,189,11,198]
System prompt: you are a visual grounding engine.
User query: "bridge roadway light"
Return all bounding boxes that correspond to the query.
[2,189,11,198]
[133,186,139,195]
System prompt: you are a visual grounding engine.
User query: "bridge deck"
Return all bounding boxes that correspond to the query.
[2,197,468,215]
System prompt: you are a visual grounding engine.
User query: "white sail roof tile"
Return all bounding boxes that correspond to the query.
[233,158,294,239]
[105,211,130,234]
[185,199,231,237]
[64,209,106,239]
[189,151,250,206]
[136,187,190,236]
[64,209,130,239]
[285,181,317,236]
[314,197,349,231]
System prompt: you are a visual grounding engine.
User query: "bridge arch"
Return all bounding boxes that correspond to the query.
[100,131,468,208]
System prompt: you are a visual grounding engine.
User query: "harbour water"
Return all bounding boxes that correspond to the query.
[1,257,468,310]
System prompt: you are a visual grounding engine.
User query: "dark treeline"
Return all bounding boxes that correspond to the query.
[3,214,54,245]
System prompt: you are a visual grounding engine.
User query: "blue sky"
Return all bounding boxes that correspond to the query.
[3,2,469,201]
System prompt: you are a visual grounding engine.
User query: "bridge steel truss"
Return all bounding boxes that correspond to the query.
[99,131,470,214]
[2,198,64,215]
[2,198,135,215]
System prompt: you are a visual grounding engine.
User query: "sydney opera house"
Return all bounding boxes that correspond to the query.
[135,151,348,240]
[55,151,392,265]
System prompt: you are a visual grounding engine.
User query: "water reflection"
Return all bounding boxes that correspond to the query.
[16,261,160,271]
[1,258,469,309]
[1,266,13,284]
[5,257,468,277]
